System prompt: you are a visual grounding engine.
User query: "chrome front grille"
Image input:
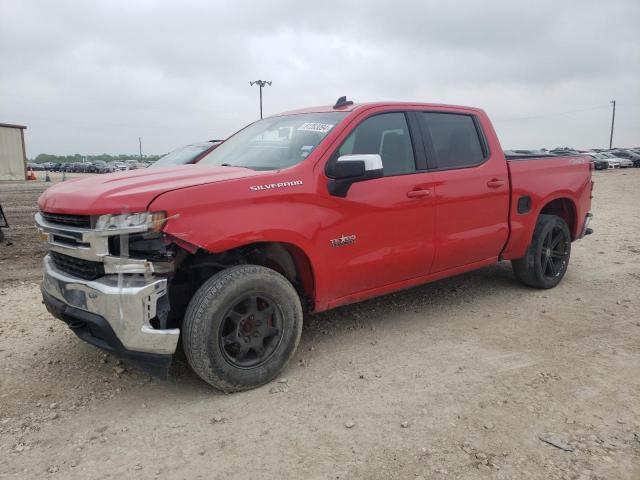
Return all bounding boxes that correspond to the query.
[36,212,172,276]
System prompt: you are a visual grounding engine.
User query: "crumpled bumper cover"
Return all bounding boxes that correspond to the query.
[42,289,172,377]
[41,255,180,377]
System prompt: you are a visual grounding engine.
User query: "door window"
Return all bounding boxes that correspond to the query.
[338,113,415,176]
[423,113,485,169]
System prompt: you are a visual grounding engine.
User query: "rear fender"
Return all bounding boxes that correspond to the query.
[502,191,579,260]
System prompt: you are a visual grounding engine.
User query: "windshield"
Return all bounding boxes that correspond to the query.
[151,142,215,168]
[199,112,348,170]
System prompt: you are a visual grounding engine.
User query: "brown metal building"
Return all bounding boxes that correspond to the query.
[0,123,27,181]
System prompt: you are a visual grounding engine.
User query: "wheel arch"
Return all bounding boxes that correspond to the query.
[167,239,318,328]
[502,193,580,261]
[538,196,578,239]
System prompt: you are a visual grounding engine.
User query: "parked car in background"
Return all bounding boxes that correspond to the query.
[600,153,621,168]
[586,153,610,170]
[91,160,115,174]
[605,152,633,168]
[124,160,141,170]
[109,161,128,171]
[550,148,582,156]
[149,140,223,168]
[610,149,640,167]
[617,157,634,168]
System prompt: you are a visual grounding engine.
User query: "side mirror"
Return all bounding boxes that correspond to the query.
[328,154,383,197]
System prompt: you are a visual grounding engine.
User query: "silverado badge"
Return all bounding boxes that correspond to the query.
[249,180,303,191]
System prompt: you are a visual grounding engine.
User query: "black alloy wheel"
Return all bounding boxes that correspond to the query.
[182,265,303,392]
[512,214,572,289]
[539,225,570,281]
[219,294,282,368]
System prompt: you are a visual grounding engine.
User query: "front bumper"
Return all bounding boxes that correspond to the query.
[42,255,179,375]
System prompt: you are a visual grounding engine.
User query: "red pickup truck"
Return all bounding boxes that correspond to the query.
[36,98,593,392]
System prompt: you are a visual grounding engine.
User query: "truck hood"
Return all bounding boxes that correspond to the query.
[38,165,262,215]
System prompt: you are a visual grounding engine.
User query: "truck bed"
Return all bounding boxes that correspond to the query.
[501,154,593,260]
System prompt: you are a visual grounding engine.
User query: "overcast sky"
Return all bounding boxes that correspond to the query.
[1,0,638,157]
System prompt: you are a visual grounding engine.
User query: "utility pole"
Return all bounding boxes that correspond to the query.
[139,137,143,160]
[609,100,616,149]
[250,80,272,119]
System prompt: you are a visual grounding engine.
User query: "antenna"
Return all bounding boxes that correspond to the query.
[333,96,354,109]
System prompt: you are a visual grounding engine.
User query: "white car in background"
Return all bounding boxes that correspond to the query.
[606,152,633,168]
[600,153,624,168]
[108,161,128,171]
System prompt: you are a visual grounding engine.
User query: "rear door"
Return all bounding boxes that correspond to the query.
[419,111,509,272]
[321,110,436,300]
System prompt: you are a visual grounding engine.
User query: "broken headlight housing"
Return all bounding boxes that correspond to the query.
[95,211,167,233]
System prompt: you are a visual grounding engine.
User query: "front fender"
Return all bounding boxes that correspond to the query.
[148,177,333,310]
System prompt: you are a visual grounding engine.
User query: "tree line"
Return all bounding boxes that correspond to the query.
[31,153,164,164]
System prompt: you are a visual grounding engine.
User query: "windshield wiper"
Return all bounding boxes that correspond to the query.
[217,163,259,171]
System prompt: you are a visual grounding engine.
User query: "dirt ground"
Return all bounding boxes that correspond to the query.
[0,170,638,480]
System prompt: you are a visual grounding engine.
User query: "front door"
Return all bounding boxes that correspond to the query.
[320,111,436,301]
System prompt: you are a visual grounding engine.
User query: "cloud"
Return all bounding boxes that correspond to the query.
[0,0,638,155]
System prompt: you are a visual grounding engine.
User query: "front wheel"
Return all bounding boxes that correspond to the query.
[182,265,303,392]
[511,214,572,289]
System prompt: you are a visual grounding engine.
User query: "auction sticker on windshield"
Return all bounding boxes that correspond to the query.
[297,123,334,133]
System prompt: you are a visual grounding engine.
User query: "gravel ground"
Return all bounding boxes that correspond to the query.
[0,169,639,479]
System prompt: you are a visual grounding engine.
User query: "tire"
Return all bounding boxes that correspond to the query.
[182,264,303,392]
[511,214,572,289]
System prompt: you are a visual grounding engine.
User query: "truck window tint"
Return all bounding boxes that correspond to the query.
[339,113,415,176]
[423,113,484,169]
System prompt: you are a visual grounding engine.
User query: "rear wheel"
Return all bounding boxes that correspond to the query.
[182,265,303,392]
[512,214,571,289]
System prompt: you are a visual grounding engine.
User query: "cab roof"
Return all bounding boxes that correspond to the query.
[277,100,483,117]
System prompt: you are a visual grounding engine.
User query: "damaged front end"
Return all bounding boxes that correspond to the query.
[36,210,180,377]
